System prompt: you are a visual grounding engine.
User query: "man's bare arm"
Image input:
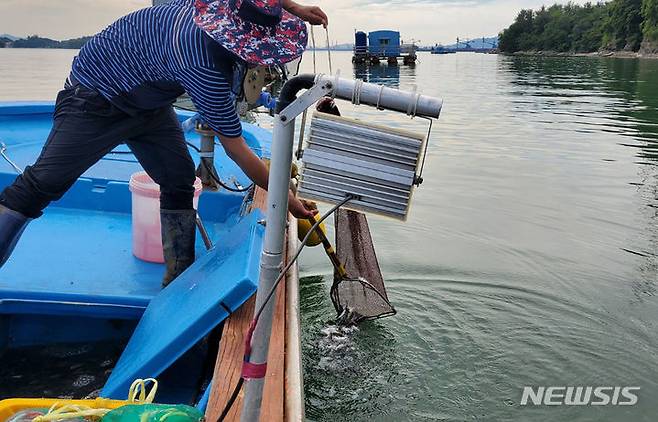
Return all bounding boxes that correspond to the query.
[217,134,316,219]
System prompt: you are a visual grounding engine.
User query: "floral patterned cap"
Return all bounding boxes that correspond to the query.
[194,0,308,66]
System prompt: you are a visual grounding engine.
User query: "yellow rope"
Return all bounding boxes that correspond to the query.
[127,378,158,403]
[33,404,107,422]
[32,379,158,422]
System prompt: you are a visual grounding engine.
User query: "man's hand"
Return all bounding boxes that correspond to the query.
[289,191,317,219]
[283,0,328,27]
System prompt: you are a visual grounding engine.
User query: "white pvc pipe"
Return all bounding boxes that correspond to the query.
[315,74,443,119]
[241,115,296,422]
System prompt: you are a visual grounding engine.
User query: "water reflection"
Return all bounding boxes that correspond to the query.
[503,55,658,307]
[353,63,400,88]
[501,56,658,158]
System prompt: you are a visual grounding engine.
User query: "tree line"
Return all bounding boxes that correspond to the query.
[499,0,658,53]
[0,35,91,49]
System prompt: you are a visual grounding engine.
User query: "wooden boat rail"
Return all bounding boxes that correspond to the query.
[205,186,303,421]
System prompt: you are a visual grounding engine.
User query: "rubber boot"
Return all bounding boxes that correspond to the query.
[160,209,196,288]
[0,204,30,268]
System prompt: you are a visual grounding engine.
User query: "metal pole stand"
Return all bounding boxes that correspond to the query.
[195,122,221,190]
[240,74,442,422]
[241,78,332,422]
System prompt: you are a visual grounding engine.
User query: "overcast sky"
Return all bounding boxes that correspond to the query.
[0,0,581,45]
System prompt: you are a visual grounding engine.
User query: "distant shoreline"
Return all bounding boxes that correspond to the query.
[507,50,658,60]
[0,35,91,50]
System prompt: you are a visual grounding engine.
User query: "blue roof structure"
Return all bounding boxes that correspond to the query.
[368,30,401,57]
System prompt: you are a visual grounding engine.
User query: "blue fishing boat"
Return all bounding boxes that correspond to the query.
[0,73,442,421]
[0,101,272,406]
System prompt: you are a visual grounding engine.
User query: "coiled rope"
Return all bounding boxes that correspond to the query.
[33,379,158,422]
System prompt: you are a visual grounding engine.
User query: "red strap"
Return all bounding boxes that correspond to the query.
[242,361,268,379]
[241,319,266,379]
[244,319,257,357]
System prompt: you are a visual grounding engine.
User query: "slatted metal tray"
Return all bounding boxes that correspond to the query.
[298,112,426,220]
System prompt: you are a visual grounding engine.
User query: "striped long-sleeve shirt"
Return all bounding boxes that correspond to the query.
[71,0,242,137]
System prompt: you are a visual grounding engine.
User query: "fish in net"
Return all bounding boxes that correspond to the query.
[331,208,396,325]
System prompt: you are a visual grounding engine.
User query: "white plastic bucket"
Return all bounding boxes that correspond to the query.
[129,171,203,263]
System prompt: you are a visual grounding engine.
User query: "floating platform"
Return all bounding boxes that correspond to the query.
[352,30,417,65]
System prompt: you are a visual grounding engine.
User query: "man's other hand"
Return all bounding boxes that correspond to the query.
[285,2,328,27]
[289,193,318,219]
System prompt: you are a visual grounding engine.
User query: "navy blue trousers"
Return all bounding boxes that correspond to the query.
[0,83,196,218]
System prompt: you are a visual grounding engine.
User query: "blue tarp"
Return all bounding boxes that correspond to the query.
[102,212,263,398]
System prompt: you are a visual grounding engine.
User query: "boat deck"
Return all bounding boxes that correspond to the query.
[0,102,270,321]
[0,206,239,316]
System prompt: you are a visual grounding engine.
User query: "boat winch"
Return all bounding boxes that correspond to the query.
[240,73,442,422]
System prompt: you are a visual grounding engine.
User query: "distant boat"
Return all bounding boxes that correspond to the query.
[431,46,456,54]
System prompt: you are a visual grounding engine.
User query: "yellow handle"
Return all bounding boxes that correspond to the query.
[306,217,348,278]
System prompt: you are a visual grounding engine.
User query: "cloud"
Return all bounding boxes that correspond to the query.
[0,0,150,39]
[315,0,595,44]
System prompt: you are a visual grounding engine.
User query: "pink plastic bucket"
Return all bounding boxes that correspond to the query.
[129,171,203,263]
